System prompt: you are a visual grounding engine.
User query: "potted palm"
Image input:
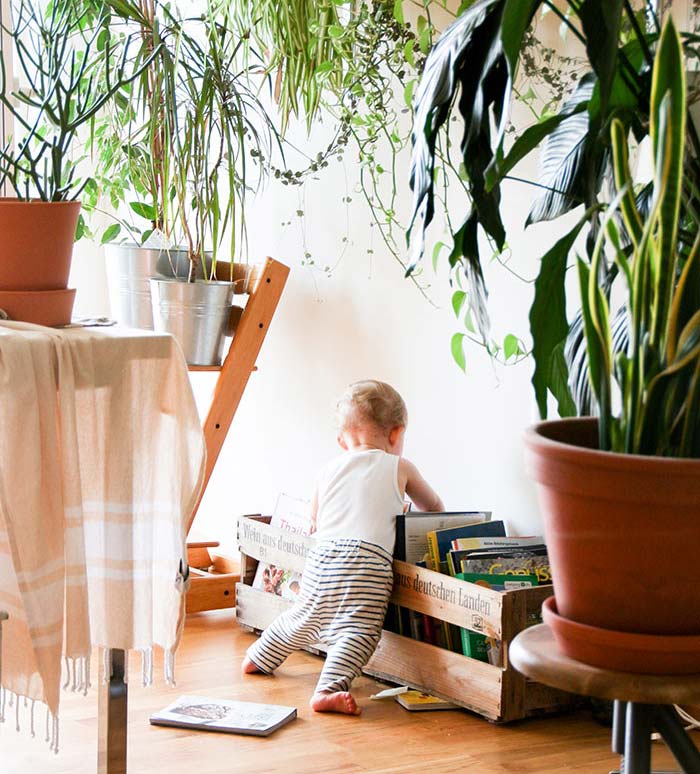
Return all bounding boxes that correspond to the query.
[408,3,700,672]
[0,0,152,326]
[90,0,280,364]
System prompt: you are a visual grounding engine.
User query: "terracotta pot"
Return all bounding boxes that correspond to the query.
[0,199,81,290]
[0,288,76,327]
[524,417,700,637]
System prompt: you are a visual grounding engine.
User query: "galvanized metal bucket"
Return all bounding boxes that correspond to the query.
[149,278,234,366]
[105,245,212,329]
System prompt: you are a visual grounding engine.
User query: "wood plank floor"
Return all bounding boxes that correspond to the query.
[3,610,685,773]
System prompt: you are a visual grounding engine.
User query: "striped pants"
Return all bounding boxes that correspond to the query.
[246,539,393,693]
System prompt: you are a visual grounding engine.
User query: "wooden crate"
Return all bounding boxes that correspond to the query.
[236,515,577,722]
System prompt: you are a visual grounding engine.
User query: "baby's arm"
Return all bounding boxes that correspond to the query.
[399,458,444,512]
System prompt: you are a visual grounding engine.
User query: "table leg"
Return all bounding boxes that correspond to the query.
[654,705,700,774]
[624,702,654,774]
[98,648,128,774]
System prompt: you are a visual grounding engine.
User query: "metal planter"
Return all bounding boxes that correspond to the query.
[149,278,235,366]
[105,244,212,329]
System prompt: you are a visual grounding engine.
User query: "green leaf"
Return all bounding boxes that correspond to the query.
[328,25,344,39]
[452,290,467,318]
[529,217,586,418]
[649,17,686,350]
[527,75,595,225]
[668,234,700,362]
[419,28,431,55]
[75,214,86,242]
[432,240,447,271]
[129,201,156,221]
[403,79,416,108]
[393,0,404,26]
[578,0,623,115]
[549,341,577,417]
[500,0,541,75]
[578,257,612,450]
[403,40,415,68]
[100,223,122,244]
[503,333,519,360]
[486,100,588,191]
[451,333,467,372]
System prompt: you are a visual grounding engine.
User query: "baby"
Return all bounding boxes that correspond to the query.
[242,379,444,715]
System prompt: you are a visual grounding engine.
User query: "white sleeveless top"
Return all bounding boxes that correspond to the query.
[314,449,404,553]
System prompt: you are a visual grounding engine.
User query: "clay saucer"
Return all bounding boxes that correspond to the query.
[542,595,700,675]
[0,287,76,327]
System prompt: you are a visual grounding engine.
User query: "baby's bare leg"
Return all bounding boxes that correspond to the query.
[310,691,361,715]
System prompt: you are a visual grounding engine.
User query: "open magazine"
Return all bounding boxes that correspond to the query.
[150,695,297,736]
[251,493,312,601]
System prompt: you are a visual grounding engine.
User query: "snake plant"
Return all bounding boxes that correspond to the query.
[582,17,700,457]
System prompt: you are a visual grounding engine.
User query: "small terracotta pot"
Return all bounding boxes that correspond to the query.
[525,418,700,637]
[0,199,81,290]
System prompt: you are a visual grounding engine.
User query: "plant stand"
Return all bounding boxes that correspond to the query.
[510,624,700,774]
[184,257,289,614]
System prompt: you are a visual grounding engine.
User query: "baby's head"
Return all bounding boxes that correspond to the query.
[335,380,407,453]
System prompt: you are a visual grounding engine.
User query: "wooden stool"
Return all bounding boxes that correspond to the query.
[510,624,700,774]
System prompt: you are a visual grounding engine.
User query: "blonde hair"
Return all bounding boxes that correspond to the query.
[336,380,407,433]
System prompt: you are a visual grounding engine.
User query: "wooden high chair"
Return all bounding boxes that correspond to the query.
[184,257,290,614]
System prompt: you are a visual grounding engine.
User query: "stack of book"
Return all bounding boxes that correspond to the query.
[390,510,551,663]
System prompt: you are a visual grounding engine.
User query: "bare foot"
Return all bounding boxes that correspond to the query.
[310,691,361,715]
[241,656,266,675]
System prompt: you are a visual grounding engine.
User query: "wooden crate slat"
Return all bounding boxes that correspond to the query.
[391,559,504,638]
[235,583,293,630]
[366,631,503,720]
[238,516,311,574]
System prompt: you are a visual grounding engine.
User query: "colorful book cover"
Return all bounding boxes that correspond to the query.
[251,493,311,601]
[451,535,545,553]
[150,695,297,736]
[461,554,552,585]
[456,572,539,665]
[395,690,457,711]
[426,519,503,574]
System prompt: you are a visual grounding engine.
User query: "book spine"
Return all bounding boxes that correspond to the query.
[426,531,440,573]
[446,551,459,577]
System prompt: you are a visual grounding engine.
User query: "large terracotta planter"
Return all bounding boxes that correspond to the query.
[524,418,700,639]
[0,199,81,290]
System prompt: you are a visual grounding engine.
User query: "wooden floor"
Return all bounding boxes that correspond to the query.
[3,610,686,773]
